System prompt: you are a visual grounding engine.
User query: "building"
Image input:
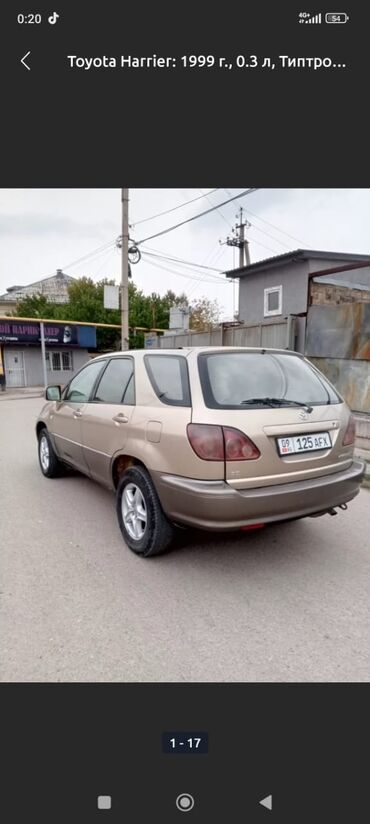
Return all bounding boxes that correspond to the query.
[0,318,97,388]
[0,269,98,388]
[0,269,75,315]
[225,249,370,353]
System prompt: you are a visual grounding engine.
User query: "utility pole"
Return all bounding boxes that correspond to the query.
[121,188,129,350]
[235,207,251,267]
[40,321,48,389]
[221,207,251,268]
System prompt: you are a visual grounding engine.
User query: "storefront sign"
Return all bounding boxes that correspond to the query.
[0,321,81,345]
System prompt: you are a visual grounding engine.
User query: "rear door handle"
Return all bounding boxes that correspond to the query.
[73,410,83,419]
[112,413,129,423]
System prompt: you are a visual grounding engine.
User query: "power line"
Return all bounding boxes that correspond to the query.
[247,234,281,255]
[140,254,226,284]
[198,188,233,228]
[28,239,118,285]
[181,245,228,298]
[141,255,230,286]
[140,248,224,272]
[223,188,311,247]
[89,246,117,279]
[140,252,227,284]
[136,188,259,246]
[130,188,220,227]
[61,239,117,272]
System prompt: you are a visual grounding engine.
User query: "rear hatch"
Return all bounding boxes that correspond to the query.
[196,349,353,489]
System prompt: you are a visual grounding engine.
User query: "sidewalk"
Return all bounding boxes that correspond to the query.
[0,386,44,401]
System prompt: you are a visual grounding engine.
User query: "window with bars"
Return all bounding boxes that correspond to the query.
[45,351,73,371]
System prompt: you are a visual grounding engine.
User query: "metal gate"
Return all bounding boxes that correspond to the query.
[4,349,26,387]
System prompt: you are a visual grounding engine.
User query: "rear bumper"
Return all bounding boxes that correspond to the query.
[152,460,366,530]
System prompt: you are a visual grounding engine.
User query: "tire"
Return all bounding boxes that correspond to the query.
[38,429,63,478]
[116,466,175,557]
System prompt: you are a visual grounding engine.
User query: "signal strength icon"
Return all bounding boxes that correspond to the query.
[305,12,322,23]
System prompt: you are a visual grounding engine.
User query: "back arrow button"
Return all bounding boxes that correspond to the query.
[259,794,272,811]
[21,51,31,70]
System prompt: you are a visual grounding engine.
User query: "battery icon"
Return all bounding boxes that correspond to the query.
[325,12,349,23]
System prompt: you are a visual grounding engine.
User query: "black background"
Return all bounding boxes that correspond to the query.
[1,4,369,822]
[1,2,369,185]
[3,684,368,822]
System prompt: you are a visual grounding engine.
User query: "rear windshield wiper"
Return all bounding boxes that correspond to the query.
[241,397,314,413]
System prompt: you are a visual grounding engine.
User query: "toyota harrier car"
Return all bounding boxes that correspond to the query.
[36,347,365,557]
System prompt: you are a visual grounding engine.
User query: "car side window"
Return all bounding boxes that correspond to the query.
[65,360,106,403]
[144,355,191,406]
[93,358,135,404]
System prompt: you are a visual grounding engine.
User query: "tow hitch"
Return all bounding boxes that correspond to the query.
[310,502,348,518]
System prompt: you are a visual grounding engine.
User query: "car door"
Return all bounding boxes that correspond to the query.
[80,357,135,486]
[50,358,106,474]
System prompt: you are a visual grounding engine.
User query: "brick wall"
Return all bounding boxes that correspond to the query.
[310,282,370,305]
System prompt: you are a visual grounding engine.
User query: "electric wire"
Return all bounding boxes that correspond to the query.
[140,248,224,272]
[140,254,231,286]
[130,188,220,227]
[223,188,312,248]
[136,188,259,245]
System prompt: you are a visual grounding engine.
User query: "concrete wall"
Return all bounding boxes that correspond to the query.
[237,260,309,352]
[0,302,17,315]
[156,318,291,350]
[23,347,89,387]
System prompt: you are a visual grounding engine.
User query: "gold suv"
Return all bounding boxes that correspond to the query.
[36,347,365,557]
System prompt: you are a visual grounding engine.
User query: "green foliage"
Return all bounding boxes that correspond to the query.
[13,278,191,350]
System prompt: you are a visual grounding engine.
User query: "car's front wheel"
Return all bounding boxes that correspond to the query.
[38,429,63,478]
[116,465,175,557]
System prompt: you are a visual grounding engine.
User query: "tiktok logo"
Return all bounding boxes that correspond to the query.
[48,12,60,24]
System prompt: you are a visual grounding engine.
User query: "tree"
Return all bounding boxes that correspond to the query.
[13,278,191,349]
[13,293,60,320]
[189,296,221,331]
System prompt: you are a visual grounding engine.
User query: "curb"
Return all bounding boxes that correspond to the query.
[0,392,43,401]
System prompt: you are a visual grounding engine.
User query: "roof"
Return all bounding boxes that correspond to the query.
[225,249,370,279]
[0,269,76,303]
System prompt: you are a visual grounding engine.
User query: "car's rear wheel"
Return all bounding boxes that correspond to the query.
[116,466,175,557]
[38,429,63,478]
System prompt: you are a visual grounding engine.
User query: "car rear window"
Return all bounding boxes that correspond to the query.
[198,351,340,408]
[144,354,191,406]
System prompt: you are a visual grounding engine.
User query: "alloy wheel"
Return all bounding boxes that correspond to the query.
[121,483,147,541]
[39,435,50,471]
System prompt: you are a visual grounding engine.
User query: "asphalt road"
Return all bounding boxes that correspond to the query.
[1,396,369,682]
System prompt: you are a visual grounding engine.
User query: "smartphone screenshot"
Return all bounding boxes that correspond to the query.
[1,4,369,822]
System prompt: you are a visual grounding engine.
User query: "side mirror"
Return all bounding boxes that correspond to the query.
[45,385,61,401]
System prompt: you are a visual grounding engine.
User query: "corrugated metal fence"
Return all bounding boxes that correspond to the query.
[305,303,370,414]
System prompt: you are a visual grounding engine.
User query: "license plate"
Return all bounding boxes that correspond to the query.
[277,431,332,455]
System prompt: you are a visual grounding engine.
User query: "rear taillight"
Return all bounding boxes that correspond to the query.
[187,424,224,461]
[342,414,356,446]
[187,424,260,461]
[223,426,260,461]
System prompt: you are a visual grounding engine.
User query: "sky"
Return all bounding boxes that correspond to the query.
[1,188,370,320]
